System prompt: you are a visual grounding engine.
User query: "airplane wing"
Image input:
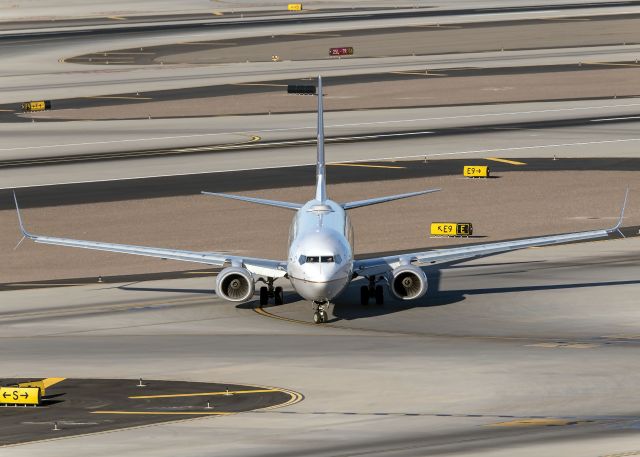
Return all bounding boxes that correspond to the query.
[13,193,287,278]
[354,190,628,276]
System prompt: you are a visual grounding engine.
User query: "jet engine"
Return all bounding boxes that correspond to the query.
[215,267,255,302]
[389,265,427,300]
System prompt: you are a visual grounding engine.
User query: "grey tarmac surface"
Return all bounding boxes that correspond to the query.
[2,237,640,456]
[0,378,296,446]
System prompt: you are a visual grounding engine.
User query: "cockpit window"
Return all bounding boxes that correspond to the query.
[320,256,334,263]
[300,255,338,264]
[306,256,320,263]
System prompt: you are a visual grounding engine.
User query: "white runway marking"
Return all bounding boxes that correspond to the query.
[2,137,640,191]
[3,102,640,152]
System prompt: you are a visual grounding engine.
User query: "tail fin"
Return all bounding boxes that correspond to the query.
[315,76,327,202]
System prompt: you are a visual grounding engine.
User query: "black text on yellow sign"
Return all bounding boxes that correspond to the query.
[21,101,52,112]
[288,3,302,11]
[0,387,40,405]
[463,165,489,178]
[430,222,473,237]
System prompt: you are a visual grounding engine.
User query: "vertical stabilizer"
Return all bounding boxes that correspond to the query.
[315,76,327,202]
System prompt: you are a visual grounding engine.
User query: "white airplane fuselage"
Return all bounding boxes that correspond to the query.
[287,199,354,302]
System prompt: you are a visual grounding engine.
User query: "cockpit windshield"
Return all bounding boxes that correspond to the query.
[299,255,341,264]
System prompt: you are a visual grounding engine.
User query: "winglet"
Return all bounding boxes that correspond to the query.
[13,191,33,239]
[609,187,629,237]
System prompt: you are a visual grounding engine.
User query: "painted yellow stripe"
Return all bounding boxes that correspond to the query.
[92,410,232,415]
[6,283,87,287]
[212,11,224,16]
[328,163,406,169]
[129,389,277,399]
[288,32,342,37]
[488,418,589,427]
[234,83,288,88]
[485,157,527,165]
[582,61,640,67]
[390,71,447,77]
[107,16,126,20]
[41,378,66,388]
[84,96,153,100]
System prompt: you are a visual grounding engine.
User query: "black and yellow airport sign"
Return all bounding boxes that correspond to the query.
[288,3,302,11]
[463,165,489,178]
[21,100,52,112]
[0,387,40,405]
[430,222,473,237]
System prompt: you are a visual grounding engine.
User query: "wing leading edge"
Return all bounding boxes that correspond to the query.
[13,192,287,278]
[355,189,629,276]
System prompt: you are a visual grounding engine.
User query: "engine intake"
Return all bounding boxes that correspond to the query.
[215,267,255,302]
[389,265,427,300]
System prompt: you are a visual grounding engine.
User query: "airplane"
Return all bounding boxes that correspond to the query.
[13,76,628,324]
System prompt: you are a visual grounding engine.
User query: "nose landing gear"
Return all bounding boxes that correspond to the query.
[258,278,284,306]
[360,276,385,306]
[313,301,329,324]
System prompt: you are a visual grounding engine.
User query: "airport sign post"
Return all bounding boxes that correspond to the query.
[463,165,489,178]
[430,222,473,237]
[0,387,41,406]
[329,47,354,56]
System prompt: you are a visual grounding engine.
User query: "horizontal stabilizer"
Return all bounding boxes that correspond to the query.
[342,188,441,210]
[201,192,302,210]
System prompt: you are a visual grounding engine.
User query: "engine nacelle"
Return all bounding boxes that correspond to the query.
[215,267,255,302]
[389,265,428,300]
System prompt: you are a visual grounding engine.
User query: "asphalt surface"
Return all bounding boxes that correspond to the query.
[0,378,296,446]
[2,237,640,456]
[3,2,639,38]
[5,61,640,123]
[4,157,640,210]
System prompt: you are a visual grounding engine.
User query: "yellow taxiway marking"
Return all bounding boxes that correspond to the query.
[92,410,232,415]
[602,451,640,457]
[485,157,527,165]
[107,16,127,20]
[234,83,288,87]
[328,163,406,169]
[212,11,224,16]
[42,378,66,388]
[488,418,590,427]
[526,342,597,349]
[582,61,640,67]
[129,389,278,399]
[390,70,447,77]
[178,41,236,46]
[5,283,87,287]
[288,32,342,37]
[104,52,155,55]
[85,95,152,100]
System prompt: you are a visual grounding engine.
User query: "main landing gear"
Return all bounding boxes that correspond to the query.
[258,277,283,307]
[313,301,329,324]
[360,276,384,306]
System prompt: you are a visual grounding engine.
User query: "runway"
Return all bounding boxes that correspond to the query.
[2,238,640,456]
[2,2,640,455]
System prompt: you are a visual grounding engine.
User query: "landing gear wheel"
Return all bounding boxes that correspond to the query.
[375,285,384,305]
[313,312,322,324]
[274,286,284,305]
[360,286,370,306]
[320,310,328,323]
[259,286,269,306]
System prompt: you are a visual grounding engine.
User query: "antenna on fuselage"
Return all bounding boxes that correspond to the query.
[315,76,327,203]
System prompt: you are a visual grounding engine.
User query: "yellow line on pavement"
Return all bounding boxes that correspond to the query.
[92,410,232,415]
[84,96,153,100]
[582,61,640,67]
[485,157,527,165]
[42,378,66,388]
[234,83,288,87]
[212,11,224,16]
[390,70,447,77]
[488,418,590,427]
[129,389,278,399]
[328,162,405,169]
[107,16,127,20]
[288,32,342,37]
[5,283,87,287]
